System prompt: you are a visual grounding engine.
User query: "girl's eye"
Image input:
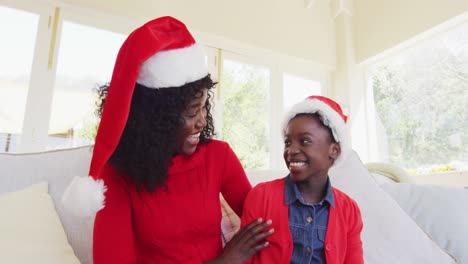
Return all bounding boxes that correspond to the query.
[301,138,311,144]
[284,140,291,146]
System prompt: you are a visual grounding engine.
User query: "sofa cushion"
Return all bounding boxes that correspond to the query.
[0,182,80,264]
[220,196,240,246]
[382,183,468,263]
[329,151,454,263]
[366,162,414,183]
[0,146,94,264]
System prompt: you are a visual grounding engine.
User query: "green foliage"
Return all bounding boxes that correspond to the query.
[371,28,468,169]
[75,118,98,141]
[221,60,270,169]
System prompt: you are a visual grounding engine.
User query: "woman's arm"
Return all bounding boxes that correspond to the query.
[204,218,273,264]
[93,171,136,264]
[220,143,252,216]
[218,143,274,264]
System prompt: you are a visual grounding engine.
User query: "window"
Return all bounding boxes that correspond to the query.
[368,22,468,174]
[1,2,332,163]
[48,20,126,150]
[0,6,39,153]
[282,73,322,112]
[220,53,271,169]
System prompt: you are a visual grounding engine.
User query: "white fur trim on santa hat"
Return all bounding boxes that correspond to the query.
[283,99,350,168]
[61,176,106,218]
[137,43,208,89]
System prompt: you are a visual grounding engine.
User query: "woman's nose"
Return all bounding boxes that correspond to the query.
[195,112,207,129]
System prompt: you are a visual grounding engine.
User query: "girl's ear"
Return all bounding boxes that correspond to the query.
[329,143,341,160]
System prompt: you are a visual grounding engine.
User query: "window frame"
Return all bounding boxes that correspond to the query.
[363,12,468,170]
[2,0,136,152]
[3,0,333,173]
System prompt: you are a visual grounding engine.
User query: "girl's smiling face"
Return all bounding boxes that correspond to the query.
[283,114,340,182]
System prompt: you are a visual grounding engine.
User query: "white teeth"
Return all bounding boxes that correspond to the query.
[289,162,306,167]
[187,133,200,143]
[188,133,200,139]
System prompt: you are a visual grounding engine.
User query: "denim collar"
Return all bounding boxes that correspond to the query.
[284,174,335,208]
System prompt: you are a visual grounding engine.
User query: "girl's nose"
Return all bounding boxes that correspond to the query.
[287,147,300,155]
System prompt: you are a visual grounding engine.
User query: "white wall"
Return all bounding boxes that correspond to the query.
[354,0,468,62]
[61,0,336,68]
[328,1,371,161]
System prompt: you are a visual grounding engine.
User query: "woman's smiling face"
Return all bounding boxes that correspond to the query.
[175,88,208,156]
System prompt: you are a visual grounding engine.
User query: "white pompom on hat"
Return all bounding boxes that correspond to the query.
[62,16,208,218]
[283,95,350,167]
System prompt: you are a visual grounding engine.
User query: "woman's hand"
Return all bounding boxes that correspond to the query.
[205,218,274,264]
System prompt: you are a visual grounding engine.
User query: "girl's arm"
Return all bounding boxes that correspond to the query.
[345,200,364,264]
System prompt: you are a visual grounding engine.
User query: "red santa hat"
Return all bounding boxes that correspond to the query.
[283,95,350,167]
[62,16,208,217]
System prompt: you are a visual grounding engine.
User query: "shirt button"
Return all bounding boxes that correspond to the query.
[306,216,313,223]
[306,247,312,255]
[326,244,331,251]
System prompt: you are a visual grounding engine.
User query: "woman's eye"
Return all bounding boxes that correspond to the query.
[185,110,198,118]
[301,138,311,144]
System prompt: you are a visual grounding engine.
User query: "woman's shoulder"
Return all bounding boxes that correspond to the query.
[100,163,133,191]
[204,139,229,148]
[202,139,232,154]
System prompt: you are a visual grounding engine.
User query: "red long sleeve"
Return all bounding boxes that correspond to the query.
[93,140,251,263]
[93,166,136,264]
[241,178,364,264]
[220,143,252,216]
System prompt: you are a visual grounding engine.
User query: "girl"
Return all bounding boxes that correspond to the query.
[241,96,363,264]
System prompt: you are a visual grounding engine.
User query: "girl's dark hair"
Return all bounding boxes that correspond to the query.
[96,74,216,192]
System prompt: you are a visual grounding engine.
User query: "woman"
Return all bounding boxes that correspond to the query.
[62,16,273,263]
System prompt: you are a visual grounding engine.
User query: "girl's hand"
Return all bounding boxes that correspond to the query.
[205,218,274,264]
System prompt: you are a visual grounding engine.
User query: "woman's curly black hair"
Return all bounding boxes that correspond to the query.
[96,74,216,192]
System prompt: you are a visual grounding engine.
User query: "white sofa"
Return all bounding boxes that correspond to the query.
[0,146,93,264]
[1,146,466,263]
